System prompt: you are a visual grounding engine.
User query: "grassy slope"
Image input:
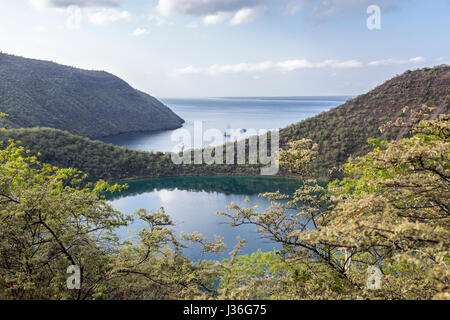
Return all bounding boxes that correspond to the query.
[0,52,184,138]
[0,65,448,182]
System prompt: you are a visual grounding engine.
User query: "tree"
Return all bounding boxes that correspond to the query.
[0,131,220,299]
[219,110,449,299]
[299,113,449,299]
[0,139,129,299]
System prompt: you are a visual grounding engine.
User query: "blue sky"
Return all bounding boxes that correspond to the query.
[0,0,449,97]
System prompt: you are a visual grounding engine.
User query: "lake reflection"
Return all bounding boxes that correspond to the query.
[108,176,300,260]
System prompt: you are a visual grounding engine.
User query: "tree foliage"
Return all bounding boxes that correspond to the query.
[0,140,220,299]
[219,110,449,299]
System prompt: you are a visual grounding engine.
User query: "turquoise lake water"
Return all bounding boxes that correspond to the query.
[108,176,301,260]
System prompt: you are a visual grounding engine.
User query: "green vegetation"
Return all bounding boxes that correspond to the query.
[0,127,262,182]
[219,109,449,299]
[0,52,184,138]
[1,65,448,184]
[279,65,450,178]
[0,109,448,299]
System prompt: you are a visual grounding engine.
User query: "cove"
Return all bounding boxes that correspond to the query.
[99,96,348,153]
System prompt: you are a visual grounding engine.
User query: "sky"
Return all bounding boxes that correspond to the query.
[0,0,449,98]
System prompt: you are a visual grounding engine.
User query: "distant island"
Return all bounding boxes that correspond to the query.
[0,52,184,138]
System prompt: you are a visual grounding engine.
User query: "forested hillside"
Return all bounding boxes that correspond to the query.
[279,65,450,177]
[0,127,260,182]
[0,66,448,182]
[0,52,184,138]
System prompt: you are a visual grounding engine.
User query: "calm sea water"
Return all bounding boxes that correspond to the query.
[105,97,347,259]
[100,96,349,153]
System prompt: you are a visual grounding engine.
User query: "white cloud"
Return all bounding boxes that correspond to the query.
[409,57,426,64]
[88,8,131,25]
[154,0,407,25]
[156,0,268,26]
[230,7,265,25]
[173,58,365,76]
[206,61,274,75]
[275,59,313,71]
[203,12,231,25]
[276,59,363,71]
[172,56,426,76]
[368,56,426,66]
[29,0,121,9]
[29,0,51,9]
[132,28,148,36]
[156,0,268,17]
[328,60,364,68]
